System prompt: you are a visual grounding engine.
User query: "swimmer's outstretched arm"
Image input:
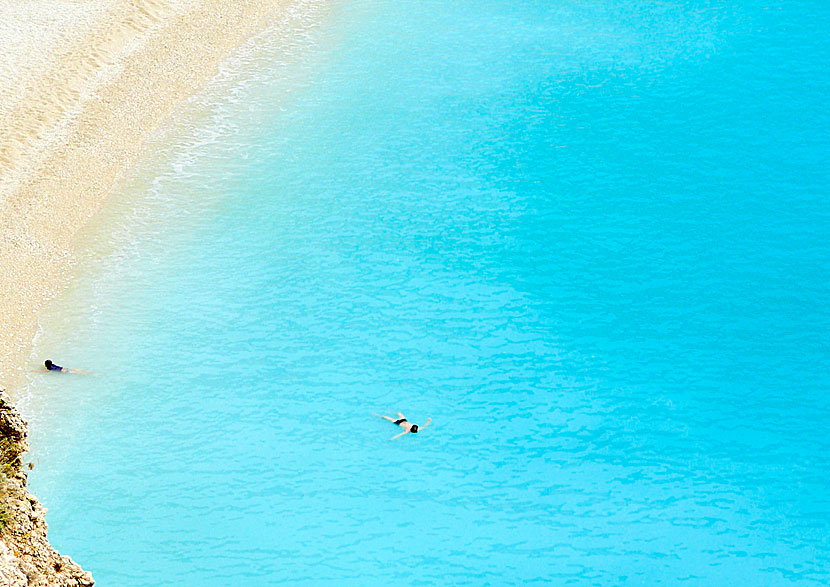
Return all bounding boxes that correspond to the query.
[390,431,409,441]
[420,418,432,429]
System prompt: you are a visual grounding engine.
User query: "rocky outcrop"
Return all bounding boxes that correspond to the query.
[0,390,93,586]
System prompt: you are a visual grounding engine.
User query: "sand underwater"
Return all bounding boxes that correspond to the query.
[17,0,830,584]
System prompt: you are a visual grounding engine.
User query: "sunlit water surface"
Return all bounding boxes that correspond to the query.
[20,0,830,584]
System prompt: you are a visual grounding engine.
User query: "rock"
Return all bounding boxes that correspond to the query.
[0,392,26,441]
[0,391,94,585]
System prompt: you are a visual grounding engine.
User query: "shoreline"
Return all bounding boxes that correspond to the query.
[0,0,305,396]
[0,1,313,583]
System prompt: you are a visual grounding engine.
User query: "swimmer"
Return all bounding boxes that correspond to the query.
[43,360,91,375]
[377,412,431,441]
[44,360,67,372]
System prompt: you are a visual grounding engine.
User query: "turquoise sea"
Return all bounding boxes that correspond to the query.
[20,0,829,584]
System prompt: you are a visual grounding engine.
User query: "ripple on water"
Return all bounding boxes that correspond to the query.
[20,0,830,584]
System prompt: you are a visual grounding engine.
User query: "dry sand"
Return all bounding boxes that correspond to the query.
[0,0,299,392]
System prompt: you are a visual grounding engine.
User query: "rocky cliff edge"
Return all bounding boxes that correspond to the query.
[0,390,93,586]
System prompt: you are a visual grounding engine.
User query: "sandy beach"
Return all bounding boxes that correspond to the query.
[0,0,297,394]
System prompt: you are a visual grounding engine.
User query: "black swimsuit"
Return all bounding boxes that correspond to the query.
[394,418,407,426]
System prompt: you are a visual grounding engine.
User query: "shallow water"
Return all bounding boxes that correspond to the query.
[21,0,830,584]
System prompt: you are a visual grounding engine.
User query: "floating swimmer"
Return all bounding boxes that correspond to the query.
[377,412,432,441]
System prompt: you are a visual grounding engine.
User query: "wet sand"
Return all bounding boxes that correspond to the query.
[0,0,297,392]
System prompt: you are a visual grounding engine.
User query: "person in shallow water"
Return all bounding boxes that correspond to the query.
[43,360,90,374]
[44,360,66,372]
[378,412,432,441]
